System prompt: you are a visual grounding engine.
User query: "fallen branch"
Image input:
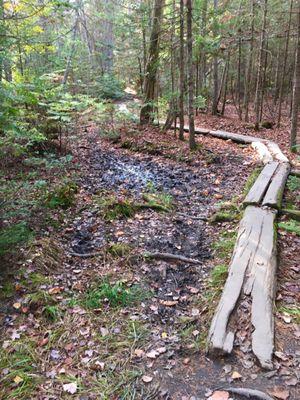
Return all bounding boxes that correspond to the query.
[68,251,103,258]
[144,252,200,265]
[220,387,274,400]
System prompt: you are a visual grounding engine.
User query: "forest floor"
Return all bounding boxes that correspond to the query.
[0,106,299,400]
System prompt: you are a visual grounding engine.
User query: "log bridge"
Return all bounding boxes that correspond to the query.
[178,125,291,370]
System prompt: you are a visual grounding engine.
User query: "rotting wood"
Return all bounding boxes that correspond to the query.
[208,206,277,369]
[243,208,277,369]
[220,387,275,400]
[144,252,200,265]
[243,162,278,206]
[262,163,291,208]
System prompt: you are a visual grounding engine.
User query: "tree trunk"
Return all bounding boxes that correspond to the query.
[140,0,165,124]
[211,0,219,115]
[179,0,185,140]
[254,0,268,130]
[186,0,196,150]
[277,0,293,127]
[244,0,254,122]
[290,3,300,150]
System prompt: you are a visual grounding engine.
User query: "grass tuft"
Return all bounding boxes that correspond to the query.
[84,280,147,309]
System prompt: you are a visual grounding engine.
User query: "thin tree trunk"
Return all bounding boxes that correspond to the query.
[290,4,300,150]
[63,17,79,85]
[221,52,230,116]
[254,0,268,130]
[179,0,185,140]
[260,37,269,122]
[277,0,293,127]
[140,0,165,124]
[211,0,219,115]
[244,0,255,122]
[186,0,196,150]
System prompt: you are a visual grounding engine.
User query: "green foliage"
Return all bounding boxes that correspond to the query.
[0,222,32,256]
[210,264,228,288]
[0,341,39,400]
[279,306,300,324]
[287,176,300,192]
[84,281,145,309]
[95,74,124,100]
[46,180,78,209]
[43,305,60,321]
[212,231,237,259]
[278,220,300,236]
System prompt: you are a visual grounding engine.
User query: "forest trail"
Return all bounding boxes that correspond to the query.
[1,117,299,399]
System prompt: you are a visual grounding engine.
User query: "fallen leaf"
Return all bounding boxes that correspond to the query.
[231,371,242,380]
[208,391,229,400]
[142,375,153,383]
[268,387,290,400]
[146,349,159,359]
[160,300,178,307]
[13,302,21,310]
[48,287,64,295]
[63,382,77,394]
[14,376,24,385]
[134,349,145,358]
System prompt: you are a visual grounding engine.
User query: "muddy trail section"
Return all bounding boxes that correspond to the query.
[1,123,299,400]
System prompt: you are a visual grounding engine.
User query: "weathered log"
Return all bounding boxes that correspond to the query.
[262,163,291,209]
[208,206,277,369]
[208,129,262,144]
[266,141,289,163]
[251,141,273,164]
[279,208,300,221]
[243,162,278,206]
[144,252,200,265]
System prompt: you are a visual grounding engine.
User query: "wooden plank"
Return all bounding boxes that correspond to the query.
[243,208,277,369]
[262,163,290,209]
[243,162,279,206]
[208,206,267,354]
[208,207,277,369]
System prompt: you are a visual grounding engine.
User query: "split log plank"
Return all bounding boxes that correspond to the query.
[243,162,279,206]
[208,206,277,369]
[262,163,291,209]
[243,209,277,369]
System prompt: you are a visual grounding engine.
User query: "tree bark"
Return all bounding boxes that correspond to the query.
[211,0,219,115]
[179,0,185,140]
[186,0,196,150]
[290,4,300,150]
[254,0,268,130]
[140,0,165,124]
[277,0,293,127]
